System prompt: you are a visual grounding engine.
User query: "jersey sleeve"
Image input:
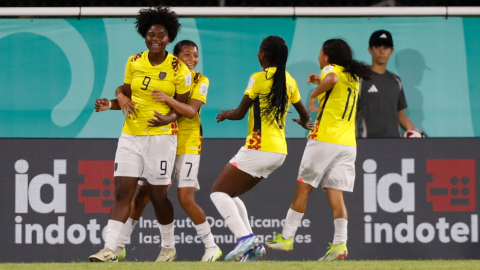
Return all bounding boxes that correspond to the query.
[175,63,192,95]
[190,75,209,104]
[244,74,259,100]
[393,75,408,111]
[124,55,134,84]
[320,65,338,81]
[398,87,408,111]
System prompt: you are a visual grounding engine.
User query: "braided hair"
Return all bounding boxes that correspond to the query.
[260,36,289,125]
[135,6,181,42]
[322,39,372,80]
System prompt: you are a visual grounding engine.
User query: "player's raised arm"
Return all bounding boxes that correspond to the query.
[308,72,338,113]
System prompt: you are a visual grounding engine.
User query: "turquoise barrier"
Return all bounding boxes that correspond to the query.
[1,17,478,138]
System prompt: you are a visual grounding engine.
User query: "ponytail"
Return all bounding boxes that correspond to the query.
[322,39,372,81]
[345,60,372,81]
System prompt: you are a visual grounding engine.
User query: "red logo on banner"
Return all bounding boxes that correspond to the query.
[78,160,115,213]
[426,159,475,212]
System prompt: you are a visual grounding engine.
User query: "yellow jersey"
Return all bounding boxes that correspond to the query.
[244,67,301,155]
[307,64,358,146]
[122,51,191,135]
[177,71,209,155]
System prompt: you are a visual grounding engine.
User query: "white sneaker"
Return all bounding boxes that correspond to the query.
[89,248,118,262]
[156,247,177,262]
[201,246,222,262]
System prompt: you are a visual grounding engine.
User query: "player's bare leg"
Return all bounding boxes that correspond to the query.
[211,163,263,197]
[89,176,138,262]
[326,188,348,220]
[116,184,151,260]
[131,185,151,220]
[146,184,177,261]
[178,187,206,224]
[318,188,348,261]
[109,177,140,221]
[290,182,314,213]
[179,187,222,261]
[266,182,312,252]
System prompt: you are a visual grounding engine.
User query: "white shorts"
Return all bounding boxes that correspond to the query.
[297,139,356,192]
[114,133,177,186]
[138,154,200,190]
[173,154,201,190]
[229,147,286,178]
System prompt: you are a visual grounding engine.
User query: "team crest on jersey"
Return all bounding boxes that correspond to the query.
[159,72,167,80]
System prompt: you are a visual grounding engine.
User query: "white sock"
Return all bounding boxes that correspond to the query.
[332,218,348,245]
[159,222,175,249]
[232,197,253,234]
[104,219,125,251]
[210,192,251,239]
[194,221,217,249]
[117,218,138,249]
[282,208,304,239]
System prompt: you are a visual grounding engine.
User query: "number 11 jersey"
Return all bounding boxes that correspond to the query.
[308,64,358,146]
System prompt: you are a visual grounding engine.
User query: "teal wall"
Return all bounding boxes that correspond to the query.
[1,17,479,138]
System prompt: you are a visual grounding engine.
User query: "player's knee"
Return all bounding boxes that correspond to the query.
[179,196,196,210]
[210,191,228,204]
[133,192,148,208]
[177,189,193,205]
[153,194,169,205]
[115,187,132,202]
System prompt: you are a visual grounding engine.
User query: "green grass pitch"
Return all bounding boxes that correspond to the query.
[1,261,479,270]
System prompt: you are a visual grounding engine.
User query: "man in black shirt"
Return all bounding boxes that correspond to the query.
[357,30,418,138]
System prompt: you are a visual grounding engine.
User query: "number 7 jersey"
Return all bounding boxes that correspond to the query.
[307,64,358,146]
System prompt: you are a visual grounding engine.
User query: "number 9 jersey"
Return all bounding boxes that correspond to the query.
[308,64,359,146]
[122,51,191,136]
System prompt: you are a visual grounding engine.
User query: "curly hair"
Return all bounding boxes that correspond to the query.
[135,6,181,42]
[322,39,372,80]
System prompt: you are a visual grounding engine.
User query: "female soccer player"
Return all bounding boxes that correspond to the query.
[88,6,191,262]
[264,39,372,261]
[107,40,222,262]
[210,36,312,262]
